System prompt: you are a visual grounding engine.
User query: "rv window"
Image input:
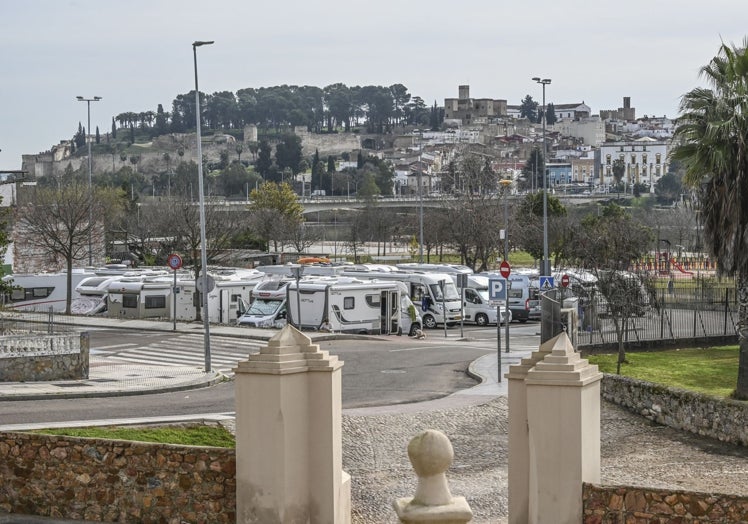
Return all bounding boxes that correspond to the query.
[343,297,355,310]
[231,294,241,303]
[365,294,380,308]
[122,295,138,308]
[32,287,53,298]
[508,289,523,299]
[145,295,166,309]
[10,289,25,301]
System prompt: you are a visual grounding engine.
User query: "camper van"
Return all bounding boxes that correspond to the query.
[236,279,290,328]
[106,268,264,323]
[338,267,462,329]
[479,273,541,323]
[459,275,512,326]
[1,270,94,312]
[286,277,402,334]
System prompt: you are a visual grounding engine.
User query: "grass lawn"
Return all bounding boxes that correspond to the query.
[587,346,740,398]
[33,424,235,447]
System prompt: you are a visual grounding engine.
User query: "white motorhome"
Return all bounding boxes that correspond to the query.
[337,267,462,329]
[459,275,512,326]
[236,279,290,328]
[479,272,541,323]
[1,270,94,312]
[286,277,402,334]
[106,267,265,323]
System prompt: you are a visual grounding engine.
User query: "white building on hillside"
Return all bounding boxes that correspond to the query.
[595,137,669,191]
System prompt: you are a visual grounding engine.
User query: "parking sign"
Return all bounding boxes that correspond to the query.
[488,279,507,300]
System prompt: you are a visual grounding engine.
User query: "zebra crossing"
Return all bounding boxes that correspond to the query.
[91,333,265,376]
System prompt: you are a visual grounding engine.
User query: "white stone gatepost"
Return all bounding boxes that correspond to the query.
[505,335,555,524]
[524,332,602,524]
[233,326,351,524]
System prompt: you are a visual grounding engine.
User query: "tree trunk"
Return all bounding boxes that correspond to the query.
[65,256,73,315]
[735,273,748,399]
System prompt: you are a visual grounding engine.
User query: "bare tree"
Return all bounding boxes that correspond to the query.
[157,198,238,321]
[16,181,114,314]
[565,203,655,373]
[442,153,501,271]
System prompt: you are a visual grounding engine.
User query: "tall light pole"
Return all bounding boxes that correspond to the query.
[418,134,424,263]
[76,95,102,266]
[193,40,214,372]
[532,77,551,276]
[500,177,512,354]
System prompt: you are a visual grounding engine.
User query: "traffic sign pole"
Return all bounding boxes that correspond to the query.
[498,261,511,355]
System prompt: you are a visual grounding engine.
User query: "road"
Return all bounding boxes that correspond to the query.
[0,323,541,427]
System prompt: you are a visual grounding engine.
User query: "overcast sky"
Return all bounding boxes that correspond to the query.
[1,0,746,171]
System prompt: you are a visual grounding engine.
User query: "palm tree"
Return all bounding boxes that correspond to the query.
[671,38,748,400]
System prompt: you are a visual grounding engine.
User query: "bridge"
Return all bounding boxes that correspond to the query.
[205,193,611,215]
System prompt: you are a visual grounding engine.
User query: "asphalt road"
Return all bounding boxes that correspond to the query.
[0,324,536,426]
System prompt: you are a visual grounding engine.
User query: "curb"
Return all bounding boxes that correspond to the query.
[0,372,227,402]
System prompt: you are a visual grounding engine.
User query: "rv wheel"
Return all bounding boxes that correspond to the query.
[423,314,437,329]
[475,313,489,326]
[408,323,421,337]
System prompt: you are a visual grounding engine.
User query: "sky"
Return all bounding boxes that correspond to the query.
[1,0,747,171]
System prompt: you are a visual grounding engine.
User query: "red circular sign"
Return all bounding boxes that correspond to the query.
[499,260,511,279]
[167,253,183,270]
[561,274,570,288]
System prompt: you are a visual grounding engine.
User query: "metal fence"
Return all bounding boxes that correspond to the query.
[0,307,76,335]
[572,281,738,349]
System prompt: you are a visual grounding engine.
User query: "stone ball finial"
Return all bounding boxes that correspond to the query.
[394,429,473,523]
[408,429,454,477]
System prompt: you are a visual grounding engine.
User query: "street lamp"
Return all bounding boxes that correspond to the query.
[532,77,551,276]
[417,135,424,263]
[76,95,102,266]
[193,39,214,372]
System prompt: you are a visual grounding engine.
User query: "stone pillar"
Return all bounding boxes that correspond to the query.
[506,335,555,524]
[525,332,602,524]
[234,325,350,524]
[393,429,472,524]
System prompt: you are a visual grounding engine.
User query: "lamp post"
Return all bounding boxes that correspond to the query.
[76,95,102,266]
[418,135,424,263]
[532,77,551,276]
[193,39,214,372]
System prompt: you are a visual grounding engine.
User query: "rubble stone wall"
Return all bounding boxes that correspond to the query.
[600,374,748,447]
[583,483,748,523]
[0,432,236,523]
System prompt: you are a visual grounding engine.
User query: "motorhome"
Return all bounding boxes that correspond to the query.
[236,279,290,328]
[479,273,541,323]
[286,277,402,334]
[337,267,462,329]
[459,275,512,326]
[395,265,511,326]
[106,267,265,323]
[1,270,94,312]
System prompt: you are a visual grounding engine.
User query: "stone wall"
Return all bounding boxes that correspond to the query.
[600,374,748,447]
[295,127,361,156]
[0,333,88,382]
[0,432,236,523]
[583,483,748,523]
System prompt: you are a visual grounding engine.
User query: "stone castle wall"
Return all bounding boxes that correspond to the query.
[0,333,88,382]
[583,483,748,523]
[22,128,362,180]
[600,374,748,447]
[0,432,236,523]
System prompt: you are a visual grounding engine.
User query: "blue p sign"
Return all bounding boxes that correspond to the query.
[488,279,506,300]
